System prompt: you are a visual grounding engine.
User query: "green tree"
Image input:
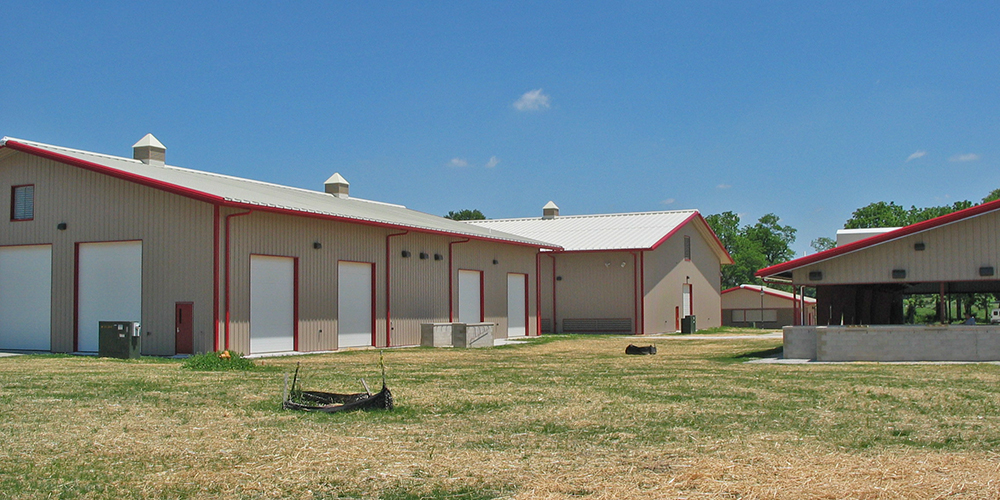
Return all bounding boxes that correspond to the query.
[810,237,836,253]
[444,209,486,221]
[705,211,796,289]
[843,201,909,229]
[983,188,1000,204]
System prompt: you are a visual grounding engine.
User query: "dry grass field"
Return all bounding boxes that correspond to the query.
[2,332,1000,499]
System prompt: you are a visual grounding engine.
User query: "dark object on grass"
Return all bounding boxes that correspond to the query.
[283,352,394,413]
[625,344,657,355]
[283,384,394,413]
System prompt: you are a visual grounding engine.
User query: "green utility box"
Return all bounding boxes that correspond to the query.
[681,315,696,334]
[98,321,142,359]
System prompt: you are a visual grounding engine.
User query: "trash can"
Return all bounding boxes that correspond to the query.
[681,315,696,334]
[99,321,142,359]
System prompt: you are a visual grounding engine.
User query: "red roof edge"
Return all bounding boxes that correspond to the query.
[1,140,561,250]
[756,198,1000,278]
[649,212,735,264]
[3,139,227,205]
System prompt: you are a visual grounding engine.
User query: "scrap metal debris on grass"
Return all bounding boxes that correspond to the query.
[282,352,394,413]
[625,344,657,355]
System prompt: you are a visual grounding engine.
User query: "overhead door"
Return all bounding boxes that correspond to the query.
[250,255,295,353]
[682,284,692,317]
[338,261,372,348]
[0,245,52,351]
[78,241,142,352]
[458,270,482,324]
[507,273,527,337]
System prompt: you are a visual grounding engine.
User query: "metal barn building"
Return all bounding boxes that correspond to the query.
[0,135,557,355]
[467,203,733,334]
[757,201,1000,361]
[721,284,816,328]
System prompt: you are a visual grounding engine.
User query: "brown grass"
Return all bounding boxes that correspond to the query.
[1,335,999,499]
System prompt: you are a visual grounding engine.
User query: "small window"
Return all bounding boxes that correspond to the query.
[11,185,34,221]
[683,235,691,260]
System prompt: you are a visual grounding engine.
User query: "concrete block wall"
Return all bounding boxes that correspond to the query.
[783,325,1000,361]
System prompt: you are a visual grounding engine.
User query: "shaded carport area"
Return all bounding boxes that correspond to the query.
[812,280,1000,326]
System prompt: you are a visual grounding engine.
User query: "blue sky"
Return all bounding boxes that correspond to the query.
[2,1,998,255]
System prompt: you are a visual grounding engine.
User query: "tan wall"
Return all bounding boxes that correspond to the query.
[642,220,723,333]
[791,210,1000,285]
[0,151,216,355]
[223,210,543,351]
[451,240,539,340]
[548,250,638,332]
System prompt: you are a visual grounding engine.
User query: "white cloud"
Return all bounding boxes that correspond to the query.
[513,89,550,111]
[448,158,469,167]
[949,153,980,162]
[717,184,732,189]
[661,198,675,205]
[906,150,926,162]
[485,156,500,168]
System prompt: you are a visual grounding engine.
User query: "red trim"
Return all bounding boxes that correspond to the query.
[0,242,52,249]
[721,285,817,304]
[293,257,300,351]
[646,212,733,264]
[535,252,542,336]
[224,210,252,350]
[457,268,485,322]
[73,243,80,352]
[757,198,1000,278]
[212,205,220,352]
[72,239,143,353]
[371,262,377,346]
[337,259,377,347]
[10,184,35,221]
[523,273,530,336]
[479,269,485,322]
[2,140,560,250]
[640,251,645,334]
[631,252,639,334]
[549,254,557,333]
[385,230,409,347]
[675,306,680,332]
[448,239,470,322]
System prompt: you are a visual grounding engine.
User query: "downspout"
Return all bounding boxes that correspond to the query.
[535,252,542,336]
[212,205,220,352]
[631,252,639,334]
[448,238,470,322]
[224,209,252,351]
[549,254,557,333]
[385,230,409,346]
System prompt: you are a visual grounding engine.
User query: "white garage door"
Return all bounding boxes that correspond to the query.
[0,245,52,351]
[507,273,526,337]
[78,241,142,352]
[250,255,295,353]
[458,270,482,324]
[338,261,372,348]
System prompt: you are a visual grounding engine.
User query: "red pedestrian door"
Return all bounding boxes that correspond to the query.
[175,302,194,354]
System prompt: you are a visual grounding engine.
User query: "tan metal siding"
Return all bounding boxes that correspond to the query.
[550,251,636,332]
[791,210,1000,285]
[452,240,539,339]
[224,209,388,353]
[0,152,215,355]
[722,289,810,309]
[386,232,450,346]
[642,221,722,333]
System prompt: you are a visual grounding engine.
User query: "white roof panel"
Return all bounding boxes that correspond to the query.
[466,210,699,251]
[1,137,555,248]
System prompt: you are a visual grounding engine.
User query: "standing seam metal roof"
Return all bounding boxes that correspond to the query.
[466,210,705,252]
[0,137,558,248]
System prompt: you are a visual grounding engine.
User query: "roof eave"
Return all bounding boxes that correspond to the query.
[1,140,562,250]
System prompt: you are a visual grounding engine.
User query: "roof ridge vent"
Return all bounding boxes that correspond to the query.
[132,134,166,165]
[324,173,350,198]
[542,201,559,219]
